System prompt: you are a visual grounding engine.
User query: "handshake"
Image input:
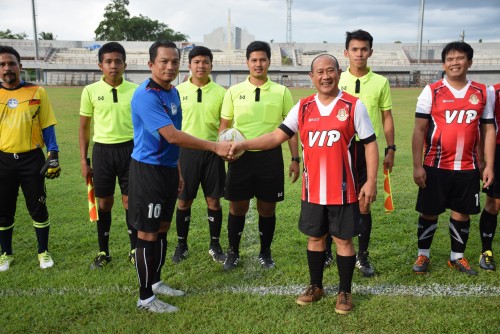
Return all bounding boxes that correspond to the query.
[214,140,245,161]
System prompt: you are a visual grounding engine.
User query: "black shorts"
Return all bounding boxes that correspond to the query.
[416,165,480,215]
[178,148,225,201]
[0,148,48,224]
[128,159,179,233]
[356,141,367,188]
[299,201,359,240]
[483,146,500,198]
[92,140,133,198]
[224,147,285,202]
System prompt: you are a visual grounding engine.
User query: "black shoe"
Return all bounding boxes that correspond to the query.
[171,243,188,264]
[479,251,496,272]
[90,252,111,270]
[448,257,477,276]
[412,255,430,274]
[356,251,375,277]
[258,249,275,269]
[209,243,227,263]
[223,248,240,271]
[324,251,334,270]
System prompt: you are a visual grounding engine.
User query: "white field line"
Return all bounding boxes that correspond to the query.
[1,283,499,297]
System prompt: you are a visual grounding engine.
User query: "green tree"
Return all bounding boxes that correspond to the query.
[95,0,188,41]
[127,15,188,41]
[0,29,27,39]
[39,32,55,40]
[94,0,131,41]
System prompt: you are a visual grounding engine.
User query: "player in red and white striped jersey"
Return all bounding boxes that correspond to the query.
[412,41,495,276]
[228,54,378,315]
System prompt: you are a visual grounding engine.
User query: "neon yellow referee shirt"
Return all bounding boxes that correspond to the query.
[221,76,293,140]
[177,77,226,141]
[80,76,138,144]
[339,67,392,139]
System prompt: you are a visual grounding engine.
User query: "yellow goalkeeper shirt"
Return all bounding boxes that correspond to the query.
[0,82,57,153]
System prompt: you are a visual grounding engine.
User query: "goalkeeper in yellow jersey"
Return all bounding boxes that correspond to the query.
[0,45,61,272]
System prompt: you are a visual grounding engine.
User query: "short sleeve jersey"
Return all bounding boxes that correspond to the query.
[416,79,494,170]
[131,78,182,167]
[489,84,500,144]
[0,82,57,153]
[221,76,293,142]
[80,77,138,144]
[339,67,392,139]
[176,77,226,141]
[281,91,375,205]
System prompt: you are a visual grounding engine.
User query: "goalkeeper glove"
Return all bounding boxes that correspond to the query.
[40,151,61,179]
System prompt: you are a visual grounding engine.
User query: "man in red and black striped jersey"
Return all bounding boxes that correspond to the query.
[477,83,500,271]
[228,54,378,315]
[412,41,495,276]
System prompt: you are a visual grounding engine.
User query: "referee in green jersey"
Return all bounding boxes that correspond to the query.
[79,42,138,269]
[219,41,300,270]
[171,46,227,264]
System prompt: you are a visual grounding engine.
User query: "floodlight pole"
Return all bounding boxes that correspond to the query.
[417,0,425,63]
[31,0,40,81]
[286,0,292,43]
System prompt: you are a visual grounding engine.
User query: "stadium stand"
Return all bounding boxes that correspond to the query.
[1,39,499,87]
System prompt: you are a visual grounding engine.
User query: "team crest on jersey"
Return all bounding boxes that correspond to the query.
[7,98,18,108]
[171,103,178,115]
[469,94,479,105]
[336,108,348,121]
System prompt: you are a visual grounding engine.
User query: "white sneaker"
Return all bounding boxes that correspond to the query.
[0,253,14,272]
[152,281,185,296]
[38,251,54,269]
[136,297,179,313]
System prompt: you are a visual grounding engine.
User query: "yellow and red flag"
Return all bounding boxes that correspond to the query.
[86,158,99,222]
[383,166,394,213]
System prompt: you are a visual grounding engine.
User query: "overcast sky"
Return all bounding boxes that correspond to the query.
[3,0,499,44]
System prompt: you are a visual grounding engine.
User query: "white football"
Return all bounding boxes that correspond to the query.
[217,128,246,158]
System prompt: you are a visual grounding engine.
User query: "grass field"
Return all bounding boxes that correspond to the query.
[1,86,499,334]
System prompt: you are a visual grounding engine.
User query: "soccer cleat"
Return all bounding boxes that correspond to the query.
[448,257,477,276]
[356,251,375,277]
[258,249,275,269]
[38,251,54,269]
[136,297,179,313]
[208,243,227,263]
[335,291,353,315]
[152,281,185,297]
[0,253,14,272]
[296,285,324,305]
[479,251,496,272]
[171,243,188,264]
[324,251,334,270]
[412,255,430,274]
[128,249,136,265]
[90,251,111,270]
[223,248,240,271]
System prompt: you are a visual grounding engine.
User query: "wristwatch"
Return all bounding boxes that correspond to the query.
[291,156,301,163]
[385,145,396,156]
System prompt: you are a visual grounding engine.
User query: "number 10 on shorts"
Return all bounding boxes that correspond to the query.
[148,203,161,218]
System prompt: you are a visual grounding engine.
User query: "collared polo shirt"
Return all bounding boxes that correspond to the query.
[80,76,138,144]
